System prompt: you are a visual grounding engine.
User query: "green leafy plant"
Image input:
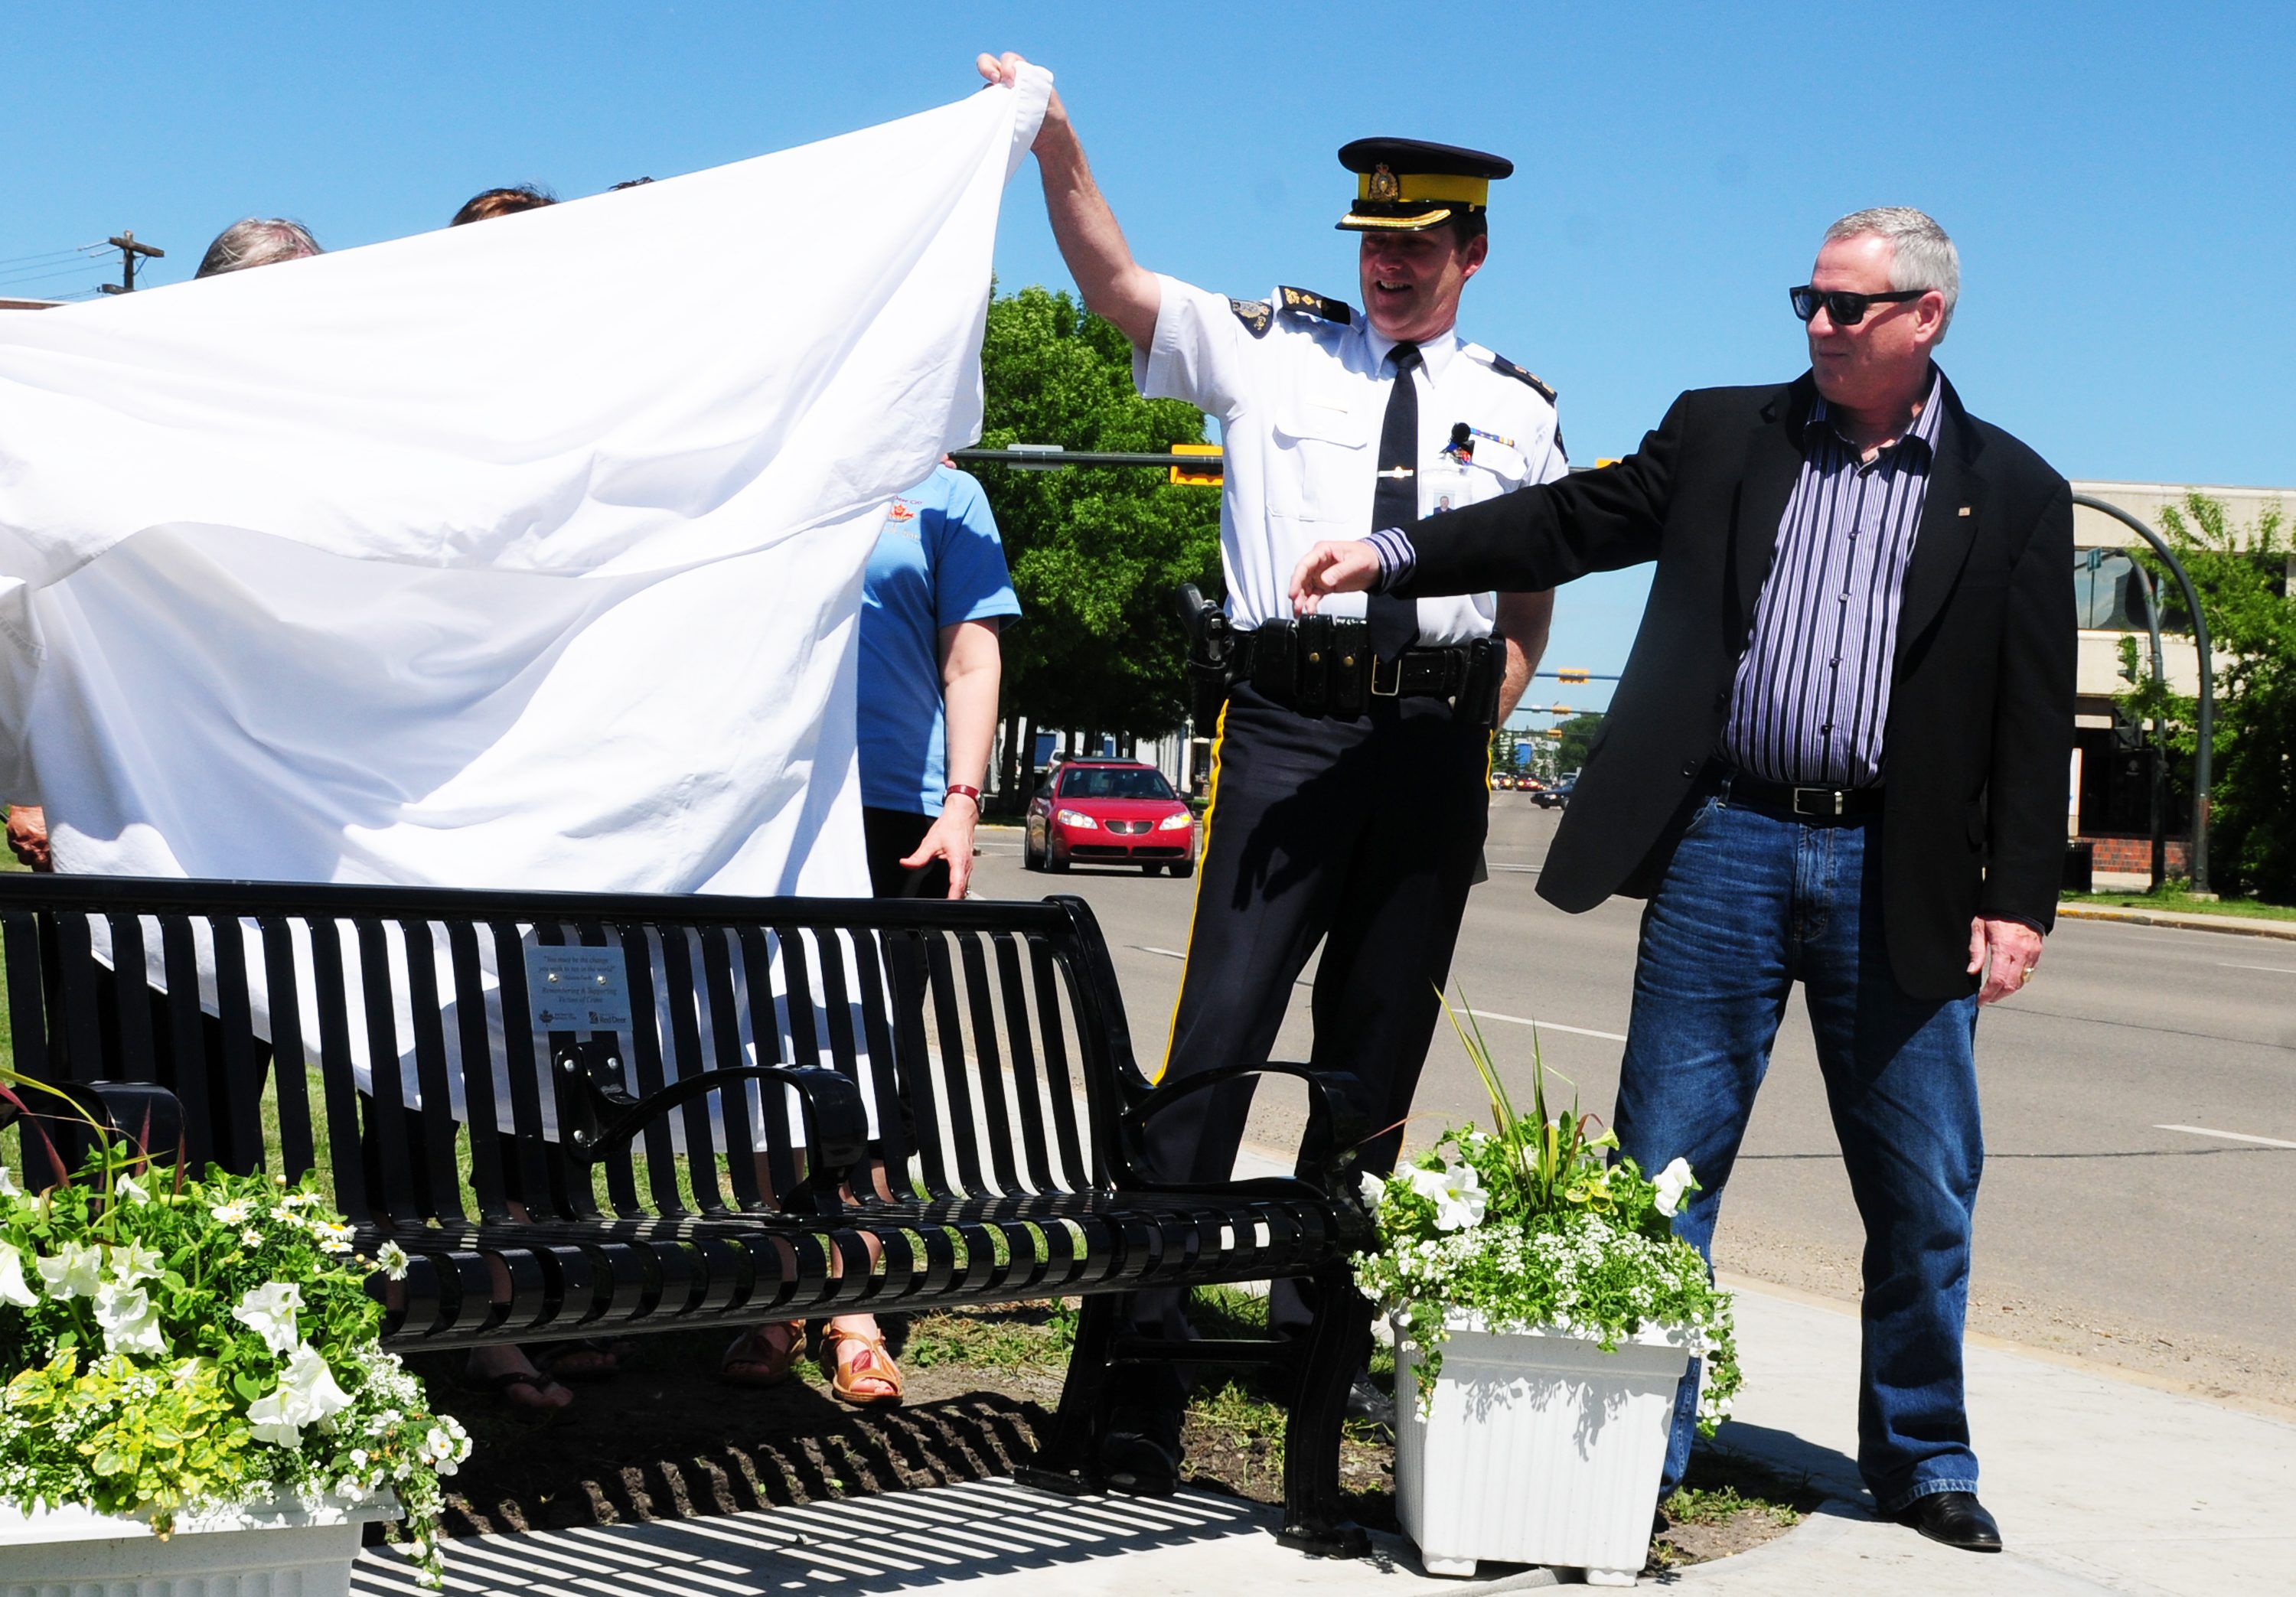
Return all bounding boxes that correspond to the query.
[1350,996,1740,1426]
[0,1077,469,1586]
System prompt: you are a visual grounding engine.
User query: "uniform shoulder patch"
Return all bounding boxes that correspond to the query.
[1276,285,1354,325]
[1228,296,1274,338]
[1486,353,1557,405]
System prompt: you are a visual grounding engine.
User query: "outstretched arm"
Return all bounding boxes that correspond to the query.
[978,52,1160,349]
[1292,393,1694,608]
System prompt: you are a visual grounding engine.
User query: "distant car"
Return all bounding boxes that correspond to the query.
[1531,774,1575,810]
[1025,759,1198,876]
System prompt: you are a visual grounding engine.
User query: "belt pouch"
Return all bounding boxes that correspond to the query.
[1329,618,1370,715]
[1454,637,1502,727]
[1251,620,1299,704]
[1295,614,1332,713]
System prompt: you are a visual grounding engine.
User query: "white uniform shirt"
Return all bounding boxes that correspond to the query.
[1137,275,1567,644]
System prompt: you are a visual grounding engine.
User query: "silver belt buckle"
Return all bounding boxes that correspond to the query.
[1791,786,1843,818]
[1371,654,1403,697]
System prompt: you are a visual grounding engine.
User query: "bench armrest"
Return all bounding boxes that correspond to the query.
[1116,1061,1377,1204]
[550,1041,869,1217]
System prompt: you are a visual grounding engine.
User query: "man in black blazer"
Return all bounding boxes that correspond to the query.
[1293,208,2074,1553]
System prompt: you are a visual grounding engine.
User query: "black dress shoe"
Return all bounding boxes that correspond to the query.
[1892,1491,2002,1552]
[1342,1374,1395,1429]
[1097,1429,1179,1497]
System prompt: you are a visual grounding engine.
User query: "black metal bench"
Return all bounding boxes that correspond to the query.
[0,874,1378,1554]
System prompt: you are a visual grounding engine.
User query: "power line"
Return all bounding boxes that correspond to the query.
[0,246,99,270]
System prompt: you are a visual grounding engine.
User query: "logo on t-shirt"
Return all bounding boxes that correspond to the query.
[883,500,919,538]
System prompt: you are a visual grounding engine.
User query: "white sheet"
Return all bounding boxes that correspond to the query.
[0,69,1051,899]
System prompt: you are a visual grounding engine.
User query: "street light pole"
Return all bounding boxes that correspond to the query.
[2074,494,2214,896]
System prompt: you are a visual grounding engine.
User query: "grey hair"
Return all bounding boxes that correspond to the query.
[1824,207,1959,343]
[195,218,323,280]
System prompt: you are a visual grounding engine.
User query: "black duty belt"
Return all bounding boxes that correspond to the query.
[1226,618,1501,725]
[1705,764,1884,821]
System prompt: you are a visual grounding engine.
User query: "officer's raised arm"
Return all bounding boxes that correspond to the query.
[978,51,1160,349]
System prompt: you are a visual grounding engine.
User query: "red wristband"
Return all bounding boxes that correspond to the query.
[944,784,983,807]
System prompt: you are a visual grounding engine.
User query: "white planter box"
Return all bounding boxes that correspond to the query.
[1394,1316,1691,1586]
[0,1491,400,1596]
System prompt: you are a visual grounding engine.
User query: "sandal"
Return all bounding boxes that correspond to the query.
[461,1351,571,1425]
[720,1322,803,1389]
[820,1319,905,1408]
[533,1338,621,1384]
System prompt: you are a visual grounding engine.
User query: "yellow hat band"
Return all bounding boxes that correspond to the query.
[1355,171,1489,207]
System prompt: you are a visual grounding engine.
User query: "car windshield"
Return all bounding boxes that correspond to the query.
[1061,767,1176,801]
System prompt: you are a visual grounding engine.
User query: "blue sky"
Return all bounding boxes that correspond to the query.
[4,2,2290,715]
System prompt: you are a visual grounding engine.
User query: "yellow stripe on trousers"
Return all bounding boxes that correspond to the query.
[1156,699,1230,1084]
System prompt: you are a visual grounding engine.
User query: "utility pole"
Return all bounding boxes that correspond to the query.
[98,232,164,295]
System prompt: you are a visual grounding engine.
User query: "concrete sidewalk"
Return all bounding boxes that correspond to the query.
[360,1279,2296,1595]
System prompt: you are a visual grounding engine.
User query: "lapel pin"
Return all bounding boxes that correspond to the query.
[1958,505,1971,517]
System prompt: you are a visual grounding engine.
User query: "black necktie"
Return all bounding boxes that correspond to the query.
[1369,342,1422,661]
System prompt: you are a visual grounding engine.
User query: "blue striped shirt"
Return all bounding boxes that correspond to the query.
[1720,371,1944,788]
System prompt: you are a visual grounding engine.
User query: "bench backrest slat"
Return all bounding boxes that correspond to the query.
[695,924,767,1213]
[445,921,510,1220]
[207,915,267,1175]
[256,916,318,1181]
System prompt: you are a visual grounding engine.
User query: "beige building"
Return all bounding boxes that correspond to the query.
[2068,477,2288,883]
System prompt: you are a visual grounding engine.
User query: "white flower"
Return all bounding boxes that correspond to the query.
[114,1172,151,1206]
[94,1280,166,1357]
[1358,1172,1387,1207]
[109,1239,163,1286]
[1652,1157,1697,1219]
[350,1448,369,1469]
[376,1241,410,1281]
[0,1242,38,1307]
[0,1165,18,1198]
[210,1198,253,1225]
[36,1240,105,1300]
[241,1229,266,1249]
[269,1204,299,1224]
[246,1344,353,1449]
[308,1221,354,1255]
[1404,1162,1488,1233]
[232,1282,303,1356]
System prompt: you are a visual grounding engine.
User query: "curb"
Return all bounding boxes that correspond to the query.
[2056,902,2296,940]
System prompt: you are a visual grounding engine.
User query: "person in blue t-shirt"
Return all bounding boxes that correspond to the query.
[854,462,1022,898]
[720,461,1020,1404]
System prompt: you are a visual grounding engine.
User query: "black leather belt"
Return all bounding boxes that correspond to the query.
[1704,764,1884,820]
[1228,620,1499,724]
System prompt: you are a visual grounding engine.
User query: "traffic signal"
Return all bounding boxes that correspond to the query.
[1169,443,1224,487]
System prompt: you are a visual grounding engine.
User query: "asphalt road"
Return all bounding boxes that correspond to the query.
[974,800,2296,1413]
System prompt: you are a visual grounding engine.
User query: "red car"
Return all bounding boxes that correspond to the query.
[1025,760,1198,877]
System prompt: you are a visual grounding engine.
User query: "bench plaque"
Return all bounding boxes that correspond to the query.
[524,945,633,1034]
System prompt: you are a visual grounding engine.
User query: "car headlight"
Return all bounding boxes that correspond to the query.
[1055,809,1098,829]
[1157,811,1193,831]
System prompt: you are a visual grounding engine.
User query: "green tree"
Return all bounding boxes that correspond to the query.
[974,285,1219,767]
[2122,494,2294,901]
[1554,712,1605,776]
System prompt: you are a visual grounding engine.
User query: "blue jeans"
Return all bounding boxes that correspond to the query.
[1613,792,1981,1513]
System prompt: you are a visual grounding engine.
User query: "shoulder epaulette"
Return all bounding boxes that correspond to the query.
[1277,285,1354,325]
[1486,353,1556,405]
[1228,296,1274,338]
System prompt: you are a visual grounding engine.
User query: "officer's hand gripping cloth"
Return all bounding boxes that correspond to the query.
[0,68,1052,898]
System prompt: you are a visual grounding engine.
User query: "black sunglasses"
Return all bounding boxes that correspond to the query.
[1789,285,1929,325]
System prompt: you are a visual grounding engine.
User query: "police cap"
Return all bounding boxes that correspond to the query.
[1336,137,1512,233]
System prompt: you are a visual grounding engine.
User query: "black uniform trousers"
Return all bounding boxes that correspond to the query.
[1119,680,1491,1403]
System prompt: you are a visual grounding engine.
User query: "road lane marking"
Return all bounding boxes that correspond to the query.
[1466,1008,1629,1043]
[2155,1124,2296,1150]
[2218,962,2296,975]
[1133,947,1626,1038]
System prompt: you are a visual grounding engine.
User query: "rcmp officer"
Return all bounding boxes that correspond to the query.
[980,51,1563,1488]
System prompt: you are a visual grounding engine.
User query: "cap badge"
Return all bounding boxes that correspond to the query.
[1368,164,1401,202]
